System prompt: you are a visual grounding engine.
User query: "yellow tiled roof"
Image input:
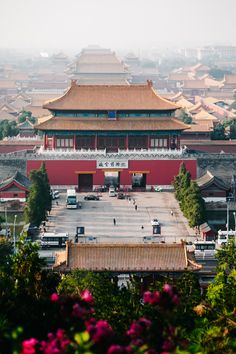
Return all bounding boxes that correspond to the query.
[43,82,179,111]
[35,116,189,131]
[54,243,200,272]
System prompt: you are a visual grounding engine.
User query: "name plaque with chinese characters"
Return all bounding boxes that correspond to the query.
[97,160,128,169]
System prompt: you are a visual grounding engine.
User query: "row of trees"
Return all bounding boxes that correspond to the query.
[0,111,36,140]
[24,163,52,226]
[173,163,206,227]
[0,120,18,140]
[0,236,235,354]
[211,118,236,140]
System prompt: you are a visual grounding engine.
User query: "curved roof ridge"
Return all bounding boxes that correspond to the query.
[206,170,214,179]
[151,86,180,110]
[43,81,179,111]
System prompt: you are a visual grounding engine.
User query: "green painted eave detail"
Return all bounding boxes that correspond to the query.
[45,130,181,137]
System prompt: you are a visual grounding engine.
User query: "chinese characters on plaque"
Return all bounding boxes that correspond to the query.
[97,160,128,169]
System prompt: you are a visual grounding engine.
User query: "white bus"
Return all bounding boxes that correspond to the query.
[217,230,236,246]
[40,232,69,248]
[66,189,78,209]
[194,241,216,259]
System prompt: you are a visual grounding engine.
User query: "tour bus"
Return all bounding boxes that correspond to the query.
[66,189,78,209]
[193,241,216,258]
[217,230,236,246]
[40,232,69,248]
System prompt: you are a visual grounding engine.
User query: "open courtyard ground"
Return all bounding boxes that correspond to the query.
[46,191,196,244]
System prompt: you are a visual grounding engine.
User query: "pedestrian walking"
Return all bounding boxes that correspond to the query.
[56,201,58,206]
[135,204,138,211]
[113,218,116,226]
[171,210,173,216]
[141,225,144,230]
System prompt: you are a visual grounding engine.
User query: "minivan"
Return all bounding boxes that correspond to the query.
[108,186,116,197]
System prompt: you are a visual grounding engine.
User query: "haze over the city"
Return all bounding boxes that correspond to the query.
[0,0,235,53]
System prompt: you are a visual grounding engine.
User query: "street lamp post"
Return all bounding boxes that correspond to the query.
[4,206,8,237]
[13,214,17,253]
[233,212,236,232]
[226,201,229,236]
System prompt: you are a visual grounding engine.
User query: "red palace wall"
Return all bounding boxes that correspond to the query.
[27,159,197,186]
[0,191,26,199]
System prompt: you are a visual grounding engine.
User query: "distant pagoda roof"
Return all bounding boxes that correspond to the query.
[0,171,31,191]
[43,81,179,111]
[35,116,189,132]
[195,170,230,190]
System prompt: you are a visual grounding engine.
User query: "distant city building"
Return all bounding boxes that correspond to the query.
[68,45,130,85]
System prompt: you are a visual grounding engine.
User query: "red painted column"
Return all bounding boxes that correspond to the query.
[43,134,47,149]
[177,136,180,149]
[73,135,76,150]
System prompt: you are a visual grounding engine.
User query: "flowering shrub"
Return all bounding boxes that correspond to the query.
[18,285,191,354]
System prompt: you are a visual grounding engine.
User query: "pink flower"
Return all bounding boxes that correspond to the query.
[143,291,160,305]
[162,284,173,296]
[21,338,38,354]
[88,319,113,343]
[127,322,143,337]
[50,293,59,302]
[72,303,86,318]
[108,344,126,353]
[81,289,93,303]
[139,317,152,329]
[162,339,174,351]
[172,294,180,305]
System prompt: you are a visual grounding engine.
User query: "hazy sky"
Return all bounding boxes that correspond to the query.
[0,0,235,52]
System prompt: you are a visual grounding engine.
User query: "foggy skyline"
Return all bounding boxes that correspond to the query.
[0,0,235,53]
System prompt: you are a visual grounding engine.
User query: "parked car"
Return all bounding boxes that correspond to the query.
[151,219,160,226]
[117,192,125,199]
[51,190,60,199]
[84,195,99,201]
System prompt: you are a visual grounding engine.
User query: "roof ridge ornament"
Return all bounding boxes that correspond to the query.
[147,80,153,87]
[71,79,77,87]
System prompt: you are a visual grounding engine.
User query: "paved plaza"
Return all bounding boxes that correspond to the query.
[46,192,195,244]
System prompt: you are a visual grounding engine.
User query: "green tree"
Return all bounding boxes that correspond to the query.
[183,181,206,227]
[229,120,236,139]
[211,123,227,140]
[173,164,206,228]
[0,120,19,140]
[173,163,191,201]
[178,109,193,124]
[24,170,47,226]
[39,162,52,213]
[24,164,52,226]
[18,110,36,124]
[58,270,142,335]
[216,239,236,271]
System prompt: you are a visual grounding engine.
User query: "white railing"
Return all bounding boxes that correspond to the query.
[37,147,186,155]
[37,146,107,156]
[117,147,186,156]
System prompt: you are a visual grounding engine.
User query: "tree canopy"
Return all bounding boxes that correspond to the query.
[0,120,18,140]
[173,163,206,227]
[24,163,52,226]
